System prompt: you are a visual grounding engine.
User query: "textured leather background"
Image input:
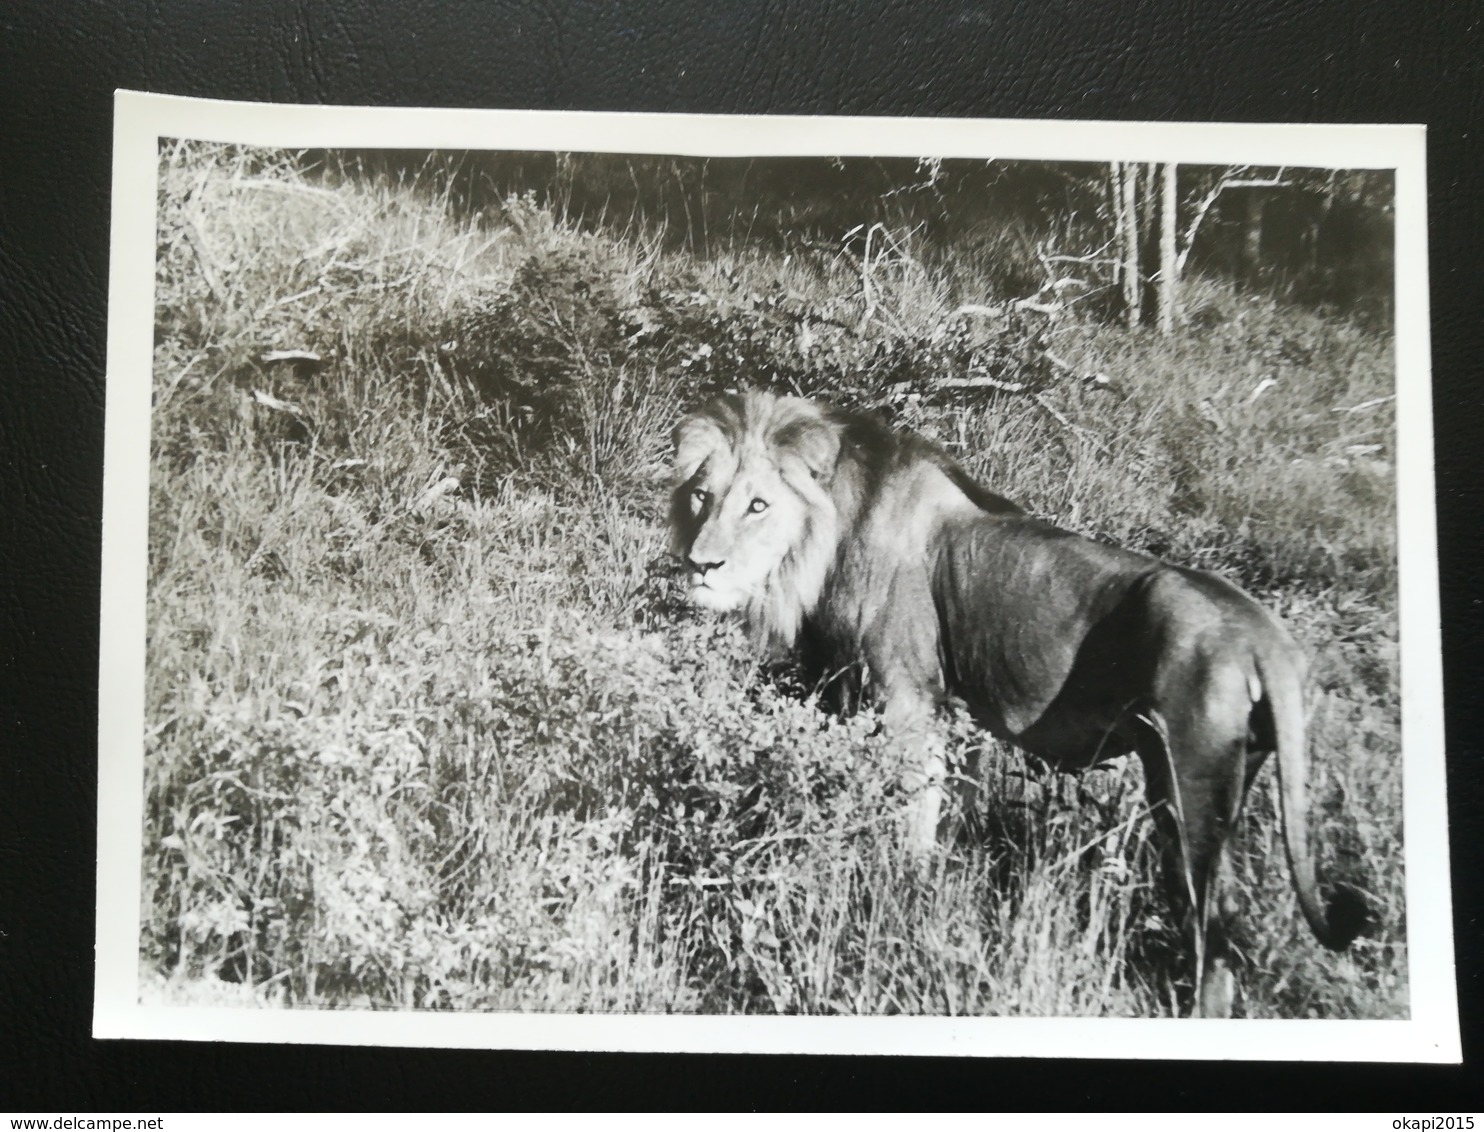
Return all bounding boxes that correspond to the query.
[2,0,1481,1110]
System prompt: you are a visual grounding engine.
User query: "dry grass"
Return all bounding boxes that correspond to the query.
[141,142,1405,1018]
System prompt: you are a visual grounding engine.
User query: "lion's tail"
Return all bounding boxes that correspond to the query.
[1258,649,1368,952]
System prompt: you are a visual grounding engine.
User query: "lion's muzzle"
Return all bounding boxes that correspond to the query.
[685,556,743,611]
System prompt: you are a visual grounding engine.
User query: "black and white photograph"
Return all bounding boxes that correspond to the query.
[94,94,1455,1059]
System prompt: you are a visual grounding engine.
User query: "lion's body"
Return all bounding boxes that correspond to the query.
[671,390,1364,1016]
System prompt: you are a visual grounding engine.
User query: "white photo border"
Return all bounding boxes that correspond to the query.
[96,90,1456,1061]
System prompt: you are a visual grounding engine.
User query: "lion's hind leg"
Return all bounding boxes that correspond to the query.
[1133,668,1252,1018]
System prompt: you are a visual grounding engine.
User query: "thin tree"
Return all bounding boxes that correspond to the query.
[1109,160,1146,329]
[1158,162,1178,335]
[1106,162,1291,334]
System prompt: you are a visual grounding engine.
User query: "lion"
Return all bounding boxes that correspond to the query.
[669,388,1368,1017]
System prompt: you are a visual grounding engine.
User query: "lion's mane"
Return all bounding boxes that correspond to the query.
[671,392,841,654]
[670,390,1017,661]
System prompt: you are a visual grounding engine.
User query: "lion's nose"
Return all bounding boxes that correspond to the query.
[687,555,724,578]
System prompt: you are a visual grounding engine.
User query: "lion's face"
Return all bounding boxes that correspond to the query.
[670,393,841,647]
[674,449,811,612]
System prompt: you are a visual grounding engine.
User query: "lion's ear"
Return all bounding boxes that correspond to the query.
[775,416,840,480]
[674,414,728,482]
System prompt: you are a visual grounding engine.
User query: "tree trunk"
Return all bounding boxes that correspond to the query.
[1243,189,1265,286]
[1119,162,1142,328]
[1109,162,1124,308]
[1158,162,1179,336]
[1139,163,1160,321]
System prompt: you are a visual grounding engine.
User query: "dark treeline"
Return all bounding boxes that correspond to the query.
[307,148,1393,324]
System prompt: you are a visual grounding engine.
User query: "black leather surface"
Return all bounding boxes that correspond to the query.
[2,0,1481,1111]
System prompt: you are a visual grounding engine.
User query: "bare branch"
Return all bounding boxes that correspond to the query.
[1013,299,1061,316]
[1032,393,1110,454]
[952,303,1004,319]
[1176,166,1291,275]
[182,213,225,304]
[1042,350,1079,375]
[260,349,322,365]
[937,376,1031,393]
[1332,394,1396,414]
[1043,238,1117,267]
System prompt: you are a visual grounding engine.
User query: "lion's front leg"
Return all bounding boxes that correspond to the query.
[905,732,947,857]
[884,690,946,858]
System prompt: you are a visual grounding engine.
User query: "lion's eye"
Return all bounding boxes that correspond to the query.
[691,488,709,509]
[748,498,769,514]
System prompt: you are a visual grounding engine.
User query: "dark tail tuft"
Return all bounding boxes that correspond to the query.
[1320,882,1371,951]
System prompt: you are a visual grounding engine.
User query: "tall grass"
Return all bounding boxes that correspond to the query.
[140,142,1404,1018]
